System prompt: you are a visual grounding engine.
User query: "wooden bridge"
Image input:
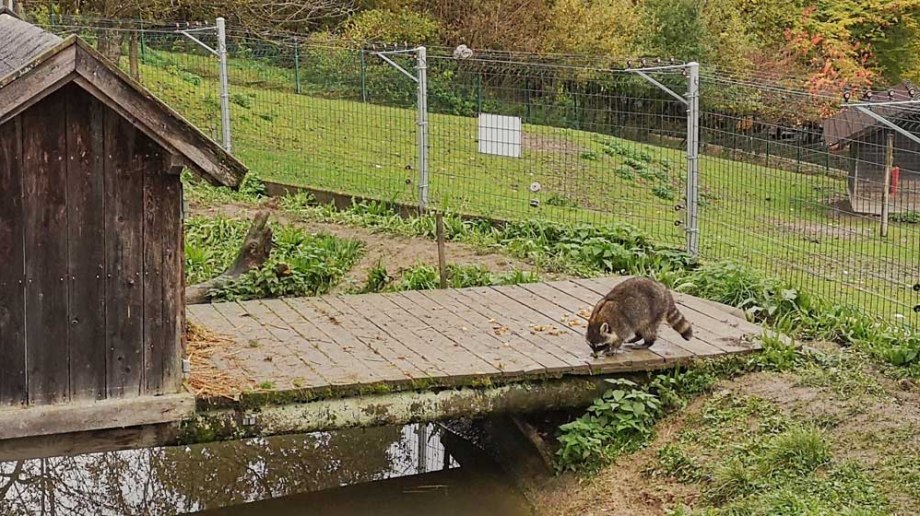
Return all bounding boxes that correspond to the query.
[187,277,763,403]
[0,276,767,461]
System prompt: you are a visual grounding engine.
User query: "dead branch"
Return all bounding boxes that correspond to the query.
[185,210,272,304]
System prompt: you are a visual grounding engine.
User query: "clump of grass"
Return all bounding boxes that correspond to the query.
[763,425,830,475]
[556,379,663,472]
[651,184,676,201]
[545,193,578,208]
[231,92,255,108]
[238,172,267,198]
[360,261,392,293]
[889,211,920,224]
[396,263,439,290]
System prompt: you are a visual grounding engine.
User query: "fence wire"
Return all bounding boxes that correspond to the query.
[35,17,920,326]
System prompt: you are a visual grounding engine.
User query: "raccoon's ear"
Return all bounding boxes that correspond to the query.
[600,322,609,334]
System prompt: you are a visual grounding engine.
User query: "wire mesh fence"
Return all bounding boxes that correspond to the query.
[33,16,920,326]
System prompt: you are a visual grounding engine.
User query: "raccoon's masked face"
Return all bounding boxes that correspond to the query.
[586,322,617,357]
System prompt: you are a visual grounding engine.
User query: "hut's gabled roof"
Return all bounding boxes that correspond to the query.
[822,82,920,149]
[0,11,246,187]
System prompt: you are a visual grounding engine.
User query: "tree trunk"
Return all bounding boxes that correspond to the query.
[129,32,140,80]
[185,211,273,304]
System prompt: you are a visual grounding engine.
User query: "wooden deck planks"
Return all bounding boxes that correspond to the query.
[449,287,588,370]
[390,290,538,377]
[414,289,566,374]
[186,279,765,400]
[344,293,498,381]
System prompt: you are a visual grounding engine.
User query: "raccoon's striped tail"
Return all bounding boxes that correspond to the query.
[666,305,693,341]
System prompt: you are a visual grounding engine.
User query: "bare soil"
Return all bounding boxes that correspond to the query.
[188,200,567,293]
[523,133,585,156]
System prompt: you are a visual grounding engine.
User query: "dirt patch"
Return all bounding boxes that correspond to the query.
[765,217,867,242]
[188,201,567,293]
[523,133,585,156]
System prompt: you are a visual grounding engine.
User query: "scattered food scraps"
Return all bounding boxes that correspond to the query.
[492,325,510,336]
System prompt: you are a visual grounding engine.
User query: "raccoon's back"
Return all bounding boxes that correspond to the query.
[603,277,671,323]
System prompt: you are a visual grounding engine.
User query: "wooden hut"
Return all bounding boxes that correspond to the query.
[823,82,920,215]
[0,9,246,437]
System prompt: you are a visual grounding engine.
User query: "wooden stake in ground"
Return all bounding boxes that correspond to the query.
[881,132,894,237]
[436,212,448,289]
[186,210,273,304]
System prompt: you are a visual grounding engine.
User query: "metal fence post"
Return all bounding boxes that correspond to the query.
[216,17,232,153]
[360,50,368,103]
[293,37,302,94]
[416,46,430,213]
[685,62,701,256]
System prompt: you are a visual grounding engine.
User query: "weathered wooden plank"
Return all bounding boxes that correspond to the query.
[394,290,542,376]
[347,293,497,380]
[185,304,246,383]
[322,296,434,381]
[208,301,287,382]
[335,294,452,379]
[281,296,406,384]
[418,289,572,375]
[383,293,520,376]
[0,393,194,441]
[22,89,70,405]
[0,117,26,407]
[307,296,420,381]
[160,176,184,394]
[261,299,371,387]
[142,146,168,395]
[292,297,412,384]
[65,87,107,401]
[239,300,330,388]
[73,42,246,187]
[452,287,588,368]
[105,111,146,398]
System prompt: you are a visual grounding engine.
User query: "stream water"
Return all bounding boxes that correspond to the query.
[0,423,533,515]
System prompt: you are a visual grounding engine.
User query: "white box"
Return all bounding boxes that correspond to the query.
[478,114,522,158]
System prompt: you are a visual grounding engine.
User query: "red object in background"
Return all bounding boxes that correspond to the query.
[890,166,900,196]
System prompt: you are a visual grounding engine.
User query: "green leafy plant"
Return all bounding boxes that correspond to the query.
[556,379,663,472]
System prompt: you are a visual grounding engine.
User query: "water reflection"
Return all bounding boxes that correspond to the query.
[0,423,469,515]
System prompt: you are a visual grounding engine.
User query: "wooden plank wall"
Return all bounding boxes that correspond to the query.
[0,84,183,406]
[0,116,27,407]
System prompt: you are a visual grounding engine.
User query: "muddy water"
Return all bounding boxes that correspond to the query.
[0,423,533,515]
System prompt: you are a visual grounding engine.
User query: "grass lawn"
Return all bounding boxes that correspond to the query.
[131,48,918,324]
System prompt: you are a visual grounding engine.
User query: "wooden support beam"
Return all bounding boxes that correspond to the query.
[0,393,195,441]
[0,377,614,461]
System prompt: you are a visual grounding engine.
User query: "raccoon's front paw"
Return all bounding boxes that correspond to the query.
[603,346,622,356]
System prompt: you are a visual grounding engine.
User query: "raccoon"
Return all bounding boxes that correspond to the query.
[585,277,693,357]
